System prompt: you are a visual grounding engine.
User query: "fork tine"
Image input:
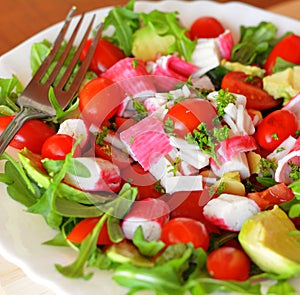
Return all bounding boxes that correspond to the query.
[66,22,103,96]
[44,12,85,87]
[56,14,98,91]
[31,7,77,83]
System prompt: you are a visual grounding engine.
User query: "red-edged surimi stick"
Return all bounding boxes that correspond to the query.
[64,157,121,192]
[122,197,170,241]
[203,193,260,231]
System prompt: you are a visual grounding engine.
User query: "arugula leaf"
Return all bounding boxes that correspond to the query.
[102,0,140,56]
[132,226,165,257]
[0,75,22,114]
[273,57,298,73]
[0,156,39,207]
[139,10,196,61]
[56,213,110,279]
[231,22,278,65]
[48,87,79,122]
[267,280,297,295]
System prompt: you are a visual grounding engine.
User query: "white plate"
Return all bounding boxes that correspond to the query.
[0,1,300,294]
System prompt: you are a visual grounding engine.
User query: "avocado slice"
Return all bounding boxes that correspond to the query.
[263,66,300,104]
[238,206,300,278]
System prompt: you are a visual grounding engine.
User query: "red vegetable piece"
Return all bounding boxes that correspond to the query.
[264,34,300,75]
[221,71,282,110]
[247,183,294,210]
[189,16,225,39]
[161,217,210,250]
[206,247,251,281]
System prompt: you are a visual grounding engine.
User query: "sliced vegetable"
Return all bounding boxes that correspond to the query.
[221,71,282,110]
[122,197,169,241]
[189,16,225,39]
[0,116,55,154]
[264,34,300,75]
[161,217,210,250]
[255,109,298,152]
[206,246,251,281]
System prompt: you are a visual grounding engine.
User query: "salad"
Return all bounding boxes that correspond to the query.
[0,0,300,294]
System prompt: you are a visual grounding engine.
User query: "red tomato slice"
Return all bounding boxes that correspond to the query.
[221,71,282,110]
[206,247,251,281]
[79,77,123,127]
[80,38,126,75]
[164,99,217,137]
[247,183,294,210]
[0,116,55,154]
[264,34,300,75]
[41,134,81,160]
[161,217,210,250]
[166,190,220,234]
[255,109,297,152]
[67,218,113,245]
[120,163,163,200]
[189,16,225,39]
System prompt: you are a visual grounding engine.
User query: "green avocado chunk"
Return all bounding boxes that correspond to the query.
[238,206,300,278]
[263,66,300,104]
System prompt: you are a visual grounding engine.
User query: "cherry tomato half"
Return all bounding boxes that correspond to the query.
[206,247,251,281]
[0,116,55,154]
[264,34,300,75]
[255,109,297,152]
[247,183,294,210]
[67,218,113,245]
[41,134,81,160]
[80,38,126,75]
[164,99,217,137]
[221,71,282,110]
[166,190,220,234]
[189,16,225,39]
[79,77,123,127]
[161,217,210,250]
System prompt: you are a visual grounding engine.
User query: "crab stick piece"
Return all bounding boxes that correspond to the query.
[203,193,260,231]
[57,118,90,148]
[64,157,121,192]
[122,198,170,241]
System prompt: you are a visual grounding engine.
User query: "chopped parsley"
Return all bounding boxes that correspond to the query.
[164,118,176,137]
[132,98,148,121]
[271,133,279,140]
[167,156,181,176]
[215,89,237,117]
[289,162,300,181]
[185,122,229,161]
[96,126,109,146]
[258,158,277,178]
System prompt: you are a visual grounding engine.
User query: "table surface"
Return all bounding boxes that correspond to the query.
[0,0,300,294]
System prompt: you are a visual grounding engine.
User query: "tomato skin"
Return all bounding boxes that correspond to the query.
[247,183,294,210]
[80,38,126,75]
[120,163,163,200]
[0,116,55,154]
[161,217,210,250]
[255,109,297,152]
[41,134,81,160]
[67,218,113,245]
[166,190,220,234]
[206,247,251,281]
[189,16,225,39]
[164,99,217,137]
[79,77,123,127]
[221,71,282,110]
[264,34,300,75]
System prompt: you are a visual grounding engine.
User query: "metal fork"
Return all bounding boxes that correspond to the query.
[0,6,103,155]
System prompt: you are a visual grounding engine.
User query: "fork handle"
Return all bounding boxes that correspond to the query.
[0,107,48,155]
